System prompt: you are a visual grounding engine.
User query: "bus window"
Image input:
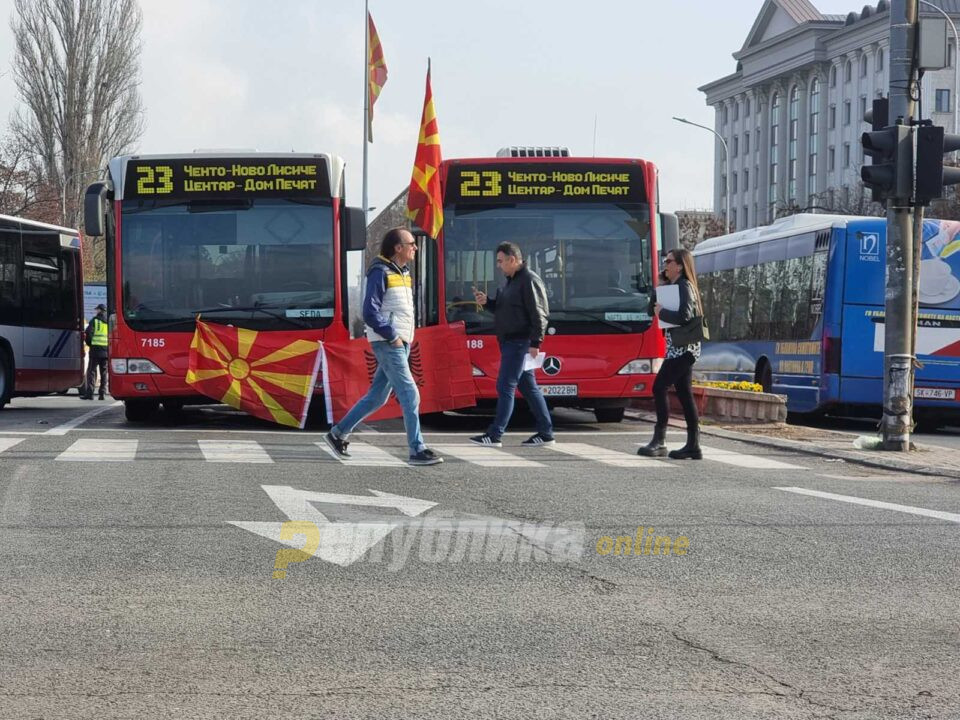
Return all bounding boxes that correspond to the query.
[0,226,20,325]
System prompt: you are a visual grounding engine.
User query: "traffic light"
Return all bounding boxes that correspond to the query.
[914,124,960,205]
[864,97,888,131]
[861,124,911,203]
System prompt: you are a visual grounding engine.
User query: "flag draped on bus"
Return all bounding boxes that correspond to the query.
[366,10,388,142]
[186,320,322,429]
[406,61,443,238]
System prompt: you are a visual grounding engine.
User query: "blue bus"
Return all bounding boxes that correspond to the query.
[692,213,960,424]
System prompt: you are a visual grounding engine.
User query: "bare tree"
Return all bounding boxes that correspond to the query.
[10,0,145,230]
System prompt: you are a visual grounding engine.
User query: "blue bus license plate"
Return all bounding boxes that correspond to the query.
[540,384,578,397]
[914,387,956,400]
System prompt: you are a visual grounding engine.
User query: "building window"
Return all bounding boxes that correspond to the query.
[770,92,780,206]
[951,44,955,68]
[845,60,852,82]
[877,47,884,71]
[733,135,739,157]
[721,174,727,196]
[829,104,836,129]
[828,146,835,171]
[843,142,850,167]
[732,172,738,194]
[745,98,751,116]
[843,101,851,125]
[743,206,749,227]
[744,168,749,190]
[860,54,868,77]
[733,101,739,122]
[830,65,837,87]
[722,105,728,125]
[809,78,820,137]
[936,89,951,113]
[744,132,750,154]
[859,96,867,123]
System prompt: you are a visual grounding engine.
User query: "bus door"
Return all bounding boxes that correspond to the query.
[48,239,82,388]
[0,220,23,385]
[413,233,440,329]
[20,229,63,390]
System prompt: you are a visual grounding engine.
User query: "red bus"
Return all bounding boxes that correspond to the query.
[431,148,677,422]
[83,152,365,422]
[0,216,84,408]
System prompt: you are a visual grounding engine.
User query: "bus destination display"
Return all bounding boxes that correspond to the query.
[446,162,646,204]
[123,157,331,200]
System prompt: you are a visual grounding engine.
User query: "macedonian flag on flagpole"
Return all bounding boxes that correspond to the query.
[186,319,323,429]
[406,59,443,238]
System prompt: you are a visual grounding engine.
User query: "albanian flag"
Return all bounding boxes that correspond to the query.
[186,320,322,429]
[367,11,388,142]
[406,61,443,238]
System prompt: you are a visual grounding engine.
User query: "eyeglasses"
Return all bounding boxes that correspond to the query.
[400,241,417,247]
[663,258,677,265]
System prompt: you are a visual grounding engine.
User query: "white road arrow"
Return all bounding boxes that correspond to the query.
[229,485,438,567]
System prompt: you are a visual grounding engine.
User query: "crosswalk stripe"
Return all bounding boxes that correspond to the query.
[430,444,546,468]
[198,440,273,464]
[316,441,408,467]
[546,442,674,468]
[0,438,24,454]
[56,439,138,462]
[701,445,807,470]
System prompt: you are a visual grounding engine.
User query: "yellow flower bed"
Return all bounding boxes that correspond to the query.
[694,380,764,393]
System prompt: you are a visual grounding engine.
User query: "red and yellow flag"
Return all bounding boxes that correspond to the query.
[367,11,388,143]
[186,320,322,429]
[406,63,443,238]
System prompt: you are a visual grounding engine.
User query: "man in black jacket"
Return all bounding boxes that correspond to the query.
[469,242,555,447]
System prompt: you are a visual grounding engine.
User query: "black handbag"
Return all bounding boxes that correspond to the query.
[668,286,710,345]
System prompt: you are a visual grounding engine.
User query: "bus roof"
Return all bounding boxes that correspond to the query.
[107,151,346,200]
[693,213,866,254]
[0,213,79,236]
[442,155,653,166]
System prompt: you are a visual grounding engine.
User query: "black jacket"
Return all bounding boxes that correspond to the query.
[653,278,701,342]
[484,265,550,347]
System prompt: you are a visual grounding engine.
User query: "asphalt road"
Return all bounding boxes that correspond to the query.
[1,396,958,719]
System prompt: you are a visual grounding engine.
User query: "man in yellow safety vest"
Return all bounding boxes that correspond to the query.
[81,304,108,400]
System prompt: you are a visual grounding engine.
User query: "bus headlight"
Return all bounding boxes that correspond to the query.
[617,358,662,375]
[113,358,163,375]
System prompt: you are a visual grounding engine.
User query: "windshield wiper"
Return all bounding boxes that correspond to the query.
[549,308,639,333]
[190,304,314,328]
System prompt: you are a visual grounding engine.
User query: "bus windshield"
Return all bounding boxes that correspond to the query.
[443,202,653,332]
[120,198,334,331]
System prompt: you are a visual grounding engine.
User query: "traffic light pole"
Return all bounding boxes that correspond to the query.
[883,0,917,451]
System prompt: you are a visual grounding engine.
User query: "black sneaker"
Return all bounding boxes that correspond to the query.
[469,434,502,448]
[409,449,443,466]
[324,431,351,458]
[521,433,555,446]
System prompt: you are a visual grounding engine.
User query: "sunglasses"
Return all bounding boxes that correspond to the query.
[663,257,677,265]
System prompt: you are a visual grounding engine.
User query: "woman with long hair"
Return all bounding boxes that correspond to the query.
[638,248,707,460]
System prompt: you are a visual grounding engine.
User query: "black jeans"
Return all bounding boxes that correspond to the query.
[85,350,108,398]
[653,352,698,434]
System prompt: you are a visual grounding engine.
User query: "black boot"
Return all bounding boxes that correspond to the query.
[637,425,668,457]
[668,425,702,460]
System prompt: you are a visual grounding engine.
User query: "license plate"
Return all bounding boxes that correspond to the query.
[914,387,956,400]
[540,384,578,397]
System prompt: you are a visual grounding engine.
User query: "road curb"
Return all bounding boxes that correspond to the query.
[626,410,960,481]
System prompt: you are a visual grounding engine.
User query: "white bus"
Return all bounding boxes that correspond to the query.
[0,215,85,408]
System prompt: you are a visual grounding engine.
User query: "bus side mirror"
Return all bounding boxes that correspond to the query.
[84,182,108,237]
[343,206,368,251]
[661,212,680,254]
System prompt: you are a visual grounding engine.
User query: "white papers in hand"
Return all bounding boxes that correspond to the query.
[523,352,545,372]
[656,284,680,329]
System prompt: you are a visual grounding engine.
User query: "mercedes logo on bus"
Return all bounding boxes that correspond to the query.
[542,356,562,376]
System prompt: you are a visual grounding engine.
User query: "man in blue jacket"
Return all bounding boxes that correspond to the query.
[324,227,443,466]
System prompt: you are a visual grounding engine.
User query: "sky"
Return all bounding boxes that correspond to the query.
[0,0,868,219]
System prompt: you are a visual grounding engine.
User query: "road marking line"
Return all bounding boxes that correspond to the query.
[0,437,25,454]
[547,442,674,468]
[430,444,546,468]
[56,439,138,462]
[44,402,122,436]
[702,445,807,470]
[199,440,273,464]
[776,486,960,523]
[315,441,407,467]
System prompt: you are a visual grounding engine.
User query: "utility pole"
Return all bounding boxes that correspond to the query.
[883,0,918,451]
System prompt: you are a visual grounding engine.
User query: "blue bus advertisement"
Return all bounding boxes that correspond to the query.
[693,214,960,423]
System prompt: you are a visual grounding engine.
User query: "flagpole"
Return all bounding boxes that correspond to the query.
[362,0,370,224]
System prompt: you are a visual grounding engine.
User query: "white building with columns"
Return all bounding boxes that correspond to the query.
[699,0,960,231]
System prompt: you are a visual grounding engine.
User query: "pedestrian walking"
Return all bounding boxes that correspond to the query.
[638,248,708,460]
[81,303,109,400]
[324,228,443,466]
[469,242,555,447]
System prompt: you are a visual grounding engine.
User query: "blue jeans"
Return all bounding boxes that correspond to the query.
[486,339,554,440]
[332,341,425,455]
